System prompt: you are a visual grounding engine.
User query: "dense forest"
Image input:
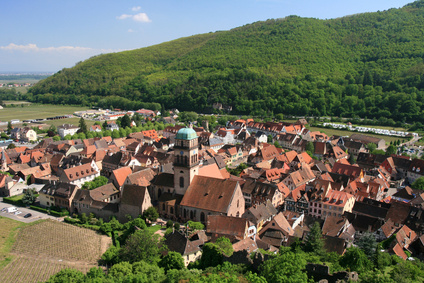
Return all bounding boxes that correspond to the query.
[29,1,424,122]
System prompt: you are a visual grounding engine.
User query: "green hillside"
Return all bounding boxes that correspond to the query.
[28,1,424,123]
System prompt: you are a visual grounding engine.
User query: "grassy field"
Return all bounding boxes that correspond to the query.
[308,126,402,145]
[0,217,23,270]
[0,104,89,121]
[0,218,111,283]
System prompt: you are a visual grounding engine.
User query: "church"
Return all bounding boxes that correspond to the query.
[152,126,245,223]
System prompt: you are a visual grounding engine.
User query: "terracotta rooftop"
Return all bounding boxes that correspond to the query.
[180,176,240,214]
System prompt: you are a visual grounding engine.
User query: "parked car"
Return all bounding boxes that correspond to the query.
[23,213,32,218]
[14,211,22,215]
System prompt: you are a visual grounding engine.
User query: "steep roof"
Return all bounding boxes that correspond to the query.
[180,176,240,214]
[126,168,156,186]
[120,184,149,207]
[206,215,248,239]
[90,183,119,202]
[110,166,133,188]
[62,163,97,182]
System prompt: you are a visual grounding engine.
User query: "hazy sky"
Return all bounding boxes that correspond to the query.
[0,0,414,72]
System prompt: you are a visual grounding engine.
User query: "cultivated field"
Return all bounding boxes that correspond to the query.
[0,255,94,283]
[0,219,111,283]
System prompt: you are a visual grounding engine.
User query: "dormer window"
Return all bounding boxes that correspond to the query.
[76,172,79,177]
[70,174,73,178]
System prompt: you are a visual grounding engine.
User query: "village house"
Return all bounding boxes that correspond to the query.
[242,200,277,232]
[59,162,100,188]
[118,184,152,222]
[10,127,37,142]
[58,124,80,138]
[72,183,120,220]
[206,215,256,241]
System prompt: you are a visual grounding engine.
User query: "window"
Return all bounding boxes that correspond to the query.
[179,177,184,188]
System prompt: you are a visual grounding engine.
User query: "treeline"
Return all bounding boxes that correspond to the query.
[28,1,424,122]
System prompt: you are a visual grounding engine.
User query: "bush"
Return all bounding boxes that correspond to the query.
[50,209,69,217]
[30,205,49,213]
[166,220,174,229]
[174,222,180,231]
[64,217,81,224]
[3,196,24,206]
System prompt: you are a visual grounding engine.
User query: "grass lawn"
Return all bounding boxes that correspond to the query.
[0,217,25,270]
[0,103,89,122]
[146,225,163,234]
[308,126,401,145]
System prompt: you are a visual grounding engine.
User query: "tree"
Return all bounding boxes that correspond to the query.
[215,237,234,256]
[48,125,57,135]
[178,111,198,123]
[7,143,16,149]
[22,189,37,206]
[367,143,377,154]
[142,206,159,223]
[81,176,108,190]
[159,251,185,271]
[45,268,85,283]
[7,121,12,134]
[386,144,397,156]
[267,134,273,143]
[78,117,88,133]
[412,177,424,191]
[340,247,372,273]
[356,232,377,259]
[101,246,119,265]
[304,221,324,255]
[121,114,132,129]
[108,261,133,278]
[52,135,60,141]
[306,141,315,155]
[112,129,120,139]
[199,242,224,268]
[132,260,166,281]
[118,229,164,264]
[86,267,105,280]
[188,220,204,231]
[259,250,308,283]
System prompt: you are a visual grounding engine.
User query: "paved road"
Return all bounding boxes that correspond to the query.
[0,201,61,223]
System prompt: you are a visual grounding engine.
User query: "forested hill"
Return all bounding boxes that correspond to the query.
[29,1,424,123]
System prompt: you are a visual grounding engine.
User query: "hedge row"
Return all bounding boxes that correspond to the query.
[29,205,70,217]
[30,205,48,213]
[3,197,24,206]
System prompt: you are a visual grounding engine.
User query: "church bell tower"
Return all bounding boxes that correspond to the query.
[174,127,199,195]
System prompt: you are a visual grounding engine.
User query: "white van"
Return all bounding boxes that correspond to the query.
[6,207,18,213]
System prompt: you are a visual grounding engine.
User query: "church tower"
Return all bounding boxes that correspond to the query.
[174,127,199,195]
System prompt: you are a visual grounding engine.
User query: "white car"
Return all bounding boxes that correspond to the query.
[14,211,22,215]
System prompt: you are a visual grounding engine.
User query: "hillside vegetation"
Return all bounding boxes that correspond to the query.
[29,1,424,123]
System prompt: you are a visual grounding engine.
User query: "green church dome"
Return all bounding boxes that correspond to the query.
[176,127,197,140]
